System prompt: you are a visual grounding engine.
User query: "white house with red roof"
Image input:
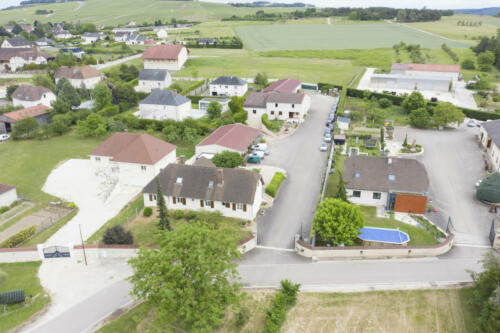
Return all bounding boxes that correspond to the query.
[195,124,260,158]
[264,78,302,94]
[244,91,311,122]
[141,44,188,71]
[89,132,177,186]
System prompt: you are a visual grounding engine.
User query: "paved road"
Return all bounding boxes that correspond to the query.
[92,53,142,70]
[257,92,335,248]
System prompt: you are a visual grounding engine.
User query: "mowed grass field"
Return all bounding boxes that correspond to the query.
[235,22,470,51]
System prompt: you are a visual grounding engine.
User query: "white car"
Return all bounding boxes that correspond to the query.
[324,134,332,143]
[467,119,476,127]
[0,134,10,142]
[251,150,265,159]
[320,142,328,152]
[253,143,268,151]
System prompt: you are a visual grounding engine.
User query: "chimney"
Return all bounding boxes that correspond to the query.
[216,168,224,187]
[388,158,392,165]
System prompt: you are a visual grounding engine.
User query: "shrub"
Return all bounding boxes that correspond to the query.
[212,151,244,168]
[143,207,153,217]
[262,114,281,132]
[185,210,197,220]
[411,215,446,239]
[378,98,392,108]
[265,172,286,198]
[0,206,9,214]
[461,59,475,70]
[173,210,184,219]
[102,225,134,245]
[0,225,36,248]
[236,307,250,328]
[263,279,300,333]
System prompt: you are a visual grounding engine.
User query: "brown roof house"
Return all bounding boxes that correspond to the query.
[55,66,103,89]
[0,184,18,208]
[0,48,54,72]
[0,105,51,134]
[89,132,177,187]
[142,44,188,71]
[343,156,429,214]
[195,123,260,158]
[143,163,264,220]
[11,85,56,108]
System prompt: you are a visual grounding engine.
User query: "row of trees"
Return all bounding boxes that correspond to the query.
[472,30,500,71]
[403,91,465,128]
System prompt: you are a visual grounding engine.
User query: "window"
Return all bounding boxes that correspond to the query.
[270,111,274,115]
[95,157,101,162]
[208,181,214,188]
[236,203,244,210]
[373,192,381,200]
[279,111,282,116]
[388,174,396,181]
[153,194,157,200]
[353,191,361,198]
[253,109,256,114]
[354,172,360,178]
[292,104,295,108]
[176,177,183,184]
[205,200,211,207]
[175,197,182,204]
[141,165,147,171]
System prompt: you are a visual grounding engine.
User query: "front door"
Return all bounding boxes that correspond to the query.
[387,192,396,211]
[289,112,294,119]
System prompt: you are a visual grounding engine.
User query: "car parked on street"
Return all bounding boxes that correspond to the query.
[324,134,332,143]
[0,134,10,142]
[467,119,476,127]
[246,154,261,164]
[320,142,328,152]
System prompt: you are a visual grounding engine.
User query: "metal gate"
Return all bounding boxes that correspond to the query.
[43,246,70,258]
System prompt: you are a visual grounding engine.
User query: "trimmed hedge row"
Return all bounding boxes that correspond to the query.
[262,114,281,132]
[265,172,286,198]
[0,225,36,248]
[187,95,204,104]
[346,88,406,105]
[264,280,300,333]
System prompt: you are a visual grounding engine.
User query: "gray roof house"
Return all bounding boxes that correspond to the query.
[139,89,192,121]
[210,76,247,86]
[36,37,55,46]
[1,38,35,48]
[139,89,190,106]
[138,69,170,82]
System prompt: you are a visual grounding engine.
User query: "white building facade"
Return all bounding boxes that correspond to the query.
[0,185,18,208]
[480,120,500,172]
[209,76,248,97]
[142,45,188,71]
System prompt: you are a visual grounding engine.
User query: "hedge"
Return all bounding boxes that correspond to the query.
[187,95,204,104]
[346,88,405,105]
[262,114,281,132]
[263,280,300,333]
[0,225,36,248]
[317,82,343,93]
[460,108,500,121]
[180,80,205,95]
[186,43,243,49]
[265,172,286,197]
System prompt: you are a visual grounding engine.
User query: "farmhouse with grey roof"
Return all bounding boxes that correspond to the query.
[139,90,193,121]
[209,75,248,97]
[244,91,311,123]
[480,119,500,172]
[136,69,172,93]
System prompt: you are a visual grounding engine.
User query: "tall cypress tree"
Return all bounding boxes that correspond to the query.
[156,177,171,231]
[335,171,348,202]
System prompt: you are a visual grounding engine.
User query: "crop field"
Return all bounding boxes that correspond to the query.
[235,23,470,51]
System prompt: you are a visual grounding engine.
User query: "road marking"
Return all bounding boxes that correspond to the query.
[81,298,136,333]
[454,243,492,249]
[255,245,295,252]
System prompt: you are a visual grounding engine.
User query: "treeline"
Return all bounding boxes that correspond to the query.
[223,7,452,22]
[19,0,81,5]
[457,20,483,26]
[229,2,308,7]
[441,43,459,63]
[393,42,425,63]
[472,32,500,71]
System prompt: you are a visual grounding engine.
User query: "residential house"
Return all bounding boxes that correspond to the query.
[3,25,14,33]
[244,91,311,122]
[139,89,192,121]
[143,163,263,220]
[343,156,429,214]
[337,117,350,130]
[135,69,172,93]
[19,24,32,33]
[156,29,168,39]
[198,38,217,45]
[480,119,500,171]
[11,85,56,108]
[89,132,177,187]
[142,44,188,71]
[82,32,104,44]
[0,48,54,72]
[209,76,247,97]
[61,47,85,59]
[263,78,302,94]
[195,123,260,158]
[52,29,73,40]
[36,37,55,46]
[125,34,149,46]
[125,21,137,27]
[55,66,102,89]
[1,38,35,48]
[114,31,132,42]
[0,184,18,208]
[0,105,51,134]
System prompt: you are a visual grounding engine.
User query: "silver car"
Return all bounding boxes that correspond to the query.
[320,142,328,152]
[0,134,10,142]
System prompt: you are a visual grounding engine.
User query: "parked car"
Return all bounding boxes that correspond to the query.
[467,119,476,127]
[320,142,328,152]
[251,150,265,159]
[246,154,261,164]
[0,134,10,142]
[324,128,331,136]
[324,134,332,143]
[253,143,268,151]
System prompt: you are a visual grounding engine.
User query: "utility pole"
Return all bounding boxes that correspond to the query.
[79,224,88,266]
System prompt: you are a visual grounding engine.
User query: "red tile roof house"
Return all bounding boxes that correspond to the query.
[11,85,56,108]
[142,44,188,71]
[0,184,18,208]
[89,132,177,187]
[244,91,311,124]
[195,124,260,158]
[264,78,302,94]
[0,105,51,134]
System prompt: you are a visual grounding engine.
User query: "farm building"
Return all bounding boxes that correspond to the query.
[195,123,260,158]
[0,184,18,208]
[142,44,188,71]
[139,89,192,121]
[136,69,172,93]
[390,63,460,81]
[11,85,56,108]
[369,74,451,92]
[143,163,263,220]
[55,66,103,89]
[343,156,429,214]
[244,91,310,122]
[264,78,302,94]
[209,76,248,97]
[89,132,177,187]
[480,119,500,172]
[0,105,51,134]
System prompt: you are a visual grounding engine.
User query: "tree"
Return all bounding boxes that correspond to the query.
[335,171,347,202]
[162,124,182,142]
[433,102,465,127]
[6,85,18,101]
[76,113,107,137]
[478,51,495,72]
[233,111,248,124]
[228,96,244,114]
[461,59,475,70]
[409,108,431,128]
[12,117,39,139]
[207,100,222,119]
[93,84,112,110]
[129,222,242,332]
[49,115,70,136]
[254,72,268,88]
[32,74,55,92]
[103,225,134,245]
[378,98,392,108]
[156,177,171,231]
[50,98,71,114]
[12,24,23,35]
[212,151,244,168]
[403,133,408,147]
[182,127,198,144]
[57,80,81,108]
[312,198,365,245]
[402,91,425,113]
[476,79,491,91]
[380,127,385,150]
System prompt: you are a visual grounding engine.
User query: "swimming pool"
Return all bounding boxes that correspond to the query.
[358,227,410,245]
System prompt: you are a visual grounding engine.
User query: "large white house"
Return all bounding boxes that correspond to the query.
[143,163,263,220]
[1,38,35,48]
[82,32,105,44]
[0,48,55,72]
[209,76,248,97]
[0,184,18,208]
[244,91,311,122]
[139,89,192,121]
[11,85,56,108]
[55,66,103,89]
[480,119,500,172]
[136,69,172,93]
[89,132,177,187]
[142,44,188,71]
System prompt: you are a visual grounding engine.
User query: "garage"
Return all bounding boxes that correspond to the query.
[393,193,427,214]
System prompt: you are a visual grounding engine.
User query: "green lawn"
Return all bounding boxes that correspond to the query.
[235,22,470,51]
[360,206,439,246]
[0,261,50,333]
[344,96,410,126]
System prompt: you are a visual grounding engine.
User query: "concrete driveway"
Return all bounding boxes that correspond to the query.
[257,92,336,248]
[394,125,495,245]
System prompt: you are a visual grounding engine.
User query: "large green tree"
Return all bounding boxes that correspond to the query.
[229,96,245,114]
[129,222,242,332]
[433,102,465,127]
[313,198,365,245]
[32,74,55,92]
[254,72,268,88]
[156,177,170,231]
[76,113,107,137]
[57,79,81,108]
[409,108,431,128]
[12,117,39,139]
[402,91,426,113]
[206,100,222,119]
[212,151,244,168]
[93,84,112,110]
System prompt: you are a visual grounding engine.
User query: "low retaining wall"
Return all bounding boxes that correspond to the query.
[0,247,40,263]
[295,234,454,259]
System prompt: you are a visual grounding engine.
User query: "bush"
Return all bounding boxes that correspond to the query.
[236,308,250,328]
[265,172,286,198]
[461,59,475,70]
[102,225,134,245]
[143,207,153,217]
[262,114,281,132]
[411,215,446,239]
[185,210,197,220]
[378,98,392,108]
[264,279,300,333]
[212,151,244,168]
[173,210,184,219]
[0,225,36,248]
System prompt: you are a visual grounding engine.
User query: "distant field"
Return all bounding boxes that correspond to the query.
[235,23,470,51]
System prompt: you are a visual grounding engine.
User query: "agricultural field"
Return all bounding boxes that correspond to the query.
[235,23,470,51]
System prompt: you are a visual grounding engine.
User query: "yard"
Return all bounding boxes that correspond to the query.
[0,261,50,333]
[344,95,410,126]
[97,288,476,333]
